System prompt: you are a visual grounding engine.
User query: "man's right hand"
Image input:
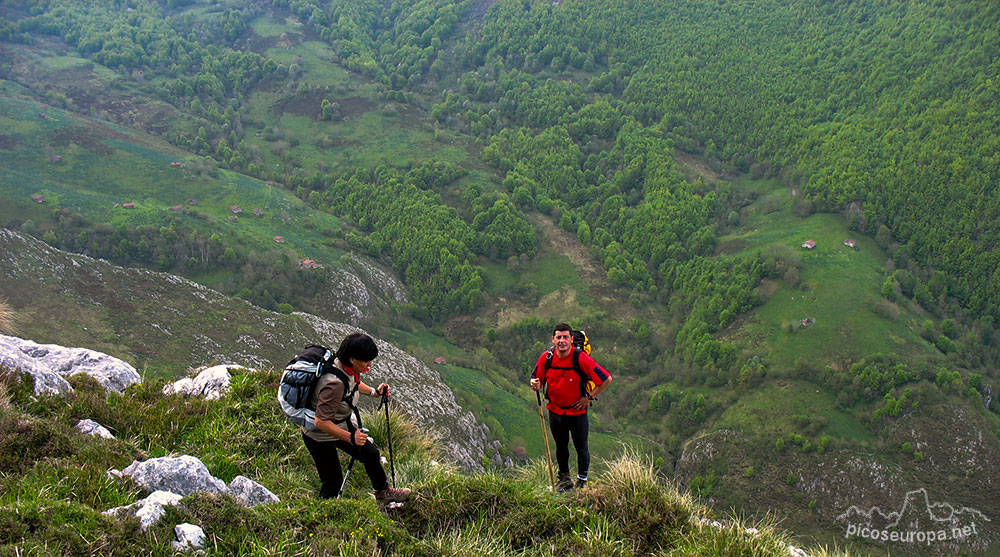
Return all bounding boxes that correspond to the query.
[530,378,541,391]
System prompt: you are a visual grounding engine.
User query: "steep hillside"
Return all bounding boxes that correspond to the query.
[602,179,1000,554]
[0,364,828,556]
[0,95,406,324]
[0,228,489,469]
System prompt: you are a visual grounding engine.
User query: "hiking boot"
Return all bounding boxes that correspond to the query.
[574,477,588,490]
[375,487,411,503]
[556,473,574,493]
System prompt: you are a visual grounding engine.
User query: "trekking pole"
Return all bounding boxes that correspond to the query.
[536,390,556,489]
[338,457,356,497]
[380,391,396,489]
[339,427,366,497]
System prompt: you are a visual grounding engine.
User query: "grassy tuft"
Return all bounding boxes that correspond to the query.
[577,450,695,554]
[0,366,25,409]
[411,521,517,556]
[0,297,14,335]
[0,411,78,476]
[364,403,442,466]
[678,513,796,556]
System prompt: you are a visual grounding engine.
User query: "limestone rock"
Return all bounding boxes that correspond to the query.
[228,475,279,507]
[788,545,808,557]
[103,490,183,531]
[163,377,195,397]
[75,418,114,439]
[0,333,140,395]
[162,365,238,400]
[171,523,206,552]
[119,455,228,497]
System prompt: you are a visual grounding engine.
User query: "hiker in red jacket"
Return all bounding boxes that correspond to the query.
[530,323,612,491]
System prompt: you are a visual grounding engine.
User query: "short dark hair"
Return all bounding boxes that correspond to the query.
[337,332,378,364]
[553,322,572,335]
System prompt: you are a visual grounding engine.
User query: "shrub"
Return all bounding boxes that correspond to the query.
[0,411,77,475]
[818,436,830,454]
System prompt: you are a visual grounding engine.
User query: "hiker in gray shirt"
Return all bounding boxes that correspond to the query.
[301,332,410,503]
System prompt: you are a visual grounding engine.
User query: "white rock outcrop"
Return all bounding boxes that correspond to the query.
[105,455,280,534]
[75,418,114,439]
[103,490,183,531]
[171,523,206,552]
[162,365,239,400]
[109,455,279,506]
[115,455,228,497]
[0,333,141,395]
[229,475,280,507]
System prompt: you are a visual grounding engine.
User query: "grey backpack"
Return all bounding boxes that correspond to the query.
[277,345,353,431]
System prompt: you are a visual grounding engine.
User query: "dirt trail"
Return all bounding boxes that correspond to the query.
[531,215,606,284]
[493,153,725,331]
[675,152,723,183]
[531,214,636,317]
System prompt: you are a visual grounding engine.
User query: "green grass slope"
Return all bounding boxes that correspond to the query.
[720,177,940,370]
[239,9,476,173]
[0,367,835,556]
[0,95,344,270]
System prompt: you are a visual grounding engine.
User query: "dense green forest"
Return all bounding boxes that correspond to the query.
[3,1,1000,551]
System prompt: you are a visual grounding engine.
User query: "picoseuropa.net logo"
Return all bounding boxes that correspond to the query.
[836,488,990,547]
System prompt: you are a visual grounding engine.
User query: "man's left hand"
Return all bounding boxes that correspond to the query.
[376,383,390,397]
[573,396,590,410]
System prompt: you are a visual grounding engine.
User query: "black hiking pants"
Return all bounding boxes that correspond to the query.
[549,411,590,478]
[302,433,388,498]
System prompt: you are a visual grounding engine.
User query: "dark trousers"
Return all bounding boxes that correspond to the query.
[302,433,388,498]
[549,411,590,478]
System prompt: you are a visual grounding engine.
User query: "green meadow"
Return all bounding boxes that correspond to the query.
[483,252,585,298]
[6,42,122,83]
[241,13,474,173]
[250,13,307,38]
[244,88,471,172]
[267,42,351,86]
[715,380,876,444]
[0,96,345,268]
[721,178,940,372]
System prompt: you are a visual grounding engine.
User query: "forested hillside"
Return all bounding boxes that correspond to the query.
[3,0,1000,553]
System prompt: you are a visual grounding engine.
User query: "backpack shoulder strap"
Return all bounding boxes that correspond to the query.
[572,348,588,397]
[327,362,363,431]
[541,348,556,401]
